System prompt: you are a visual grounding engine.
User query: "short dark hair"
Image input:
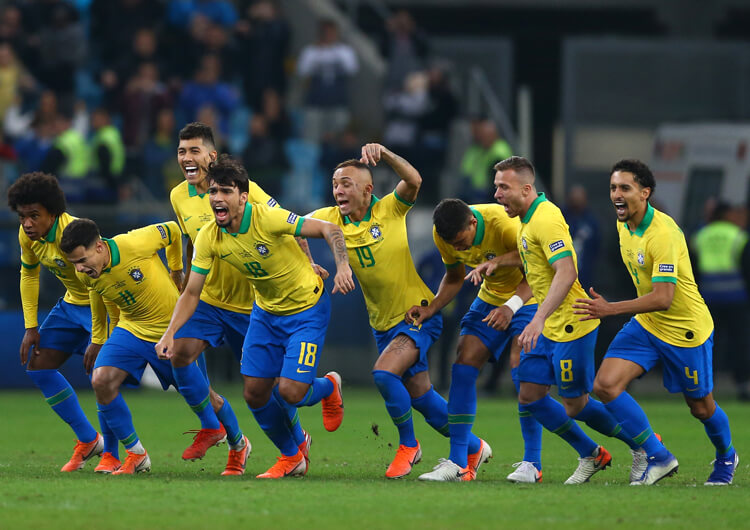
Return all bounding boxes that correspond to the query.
[178,122,216,150]
[334,159,372,177]
[611,159,655,198]
[433,198,474,242]
[207,154,249,193]
[494,156,535,176]
[7,172,66,216]
[60,218,101,254]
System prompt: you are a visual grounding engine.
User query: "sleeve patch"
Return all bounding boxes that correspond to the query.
[157,225,167,239]
[286,212,299,224]
[658,264,674,273]
[268,198,278,207]
[549,240,565,252]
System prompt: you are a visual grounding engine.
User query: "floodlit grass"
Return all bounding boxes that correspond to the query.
[0,386,747,529]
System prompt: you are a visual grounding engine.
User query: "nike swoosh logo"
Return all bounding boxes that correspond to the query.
[296,368,311,374]
[560,385,572,389]
[220,253,232,259]
[183,216,193,222]
[686,387,699,391]
[409,328,420,332]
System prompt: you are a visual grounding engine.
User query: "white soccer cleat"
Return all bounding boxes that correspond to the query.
[418,459,474,482]
[630,448,648,483]
[506,461,543,483]
[630,453,679,486]
[564,445,612,484]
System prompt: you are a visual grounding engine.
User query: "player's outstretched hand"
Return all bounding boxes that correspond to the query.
[360,143,385,166]
[19,327,40,365]
[573,287,610,320]
[312,263,330,280]
[405,305,432,327]
[482,306,513,330]
[518,316,544,353]
[171,269,185,292]
[465,260,498,286]
[83,343,102,375]
[332,266,355,294]
[155,335,175,360]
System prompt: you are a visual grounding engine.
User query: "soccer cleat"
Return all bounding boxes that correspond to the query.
[632,432,663,482]
[221,435,251,476]
[507,461,543,483]
[385,441,422,479]
[256,451,307,479]
[321,372,344,432]
[182,426,227,461]
[630,452,678,485]
[467,438,493,473]
[418,459,475,481]
[112,450,151,475]
[60,433,104,472]
[299,430,312,463]
[564,445,612,484]
[704,452,739,486]
[94,452,122,474]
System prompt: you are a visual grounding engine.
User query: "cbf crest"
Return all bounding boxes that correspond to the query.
[54,258,67,268]
[637,250,645,267]
[128,267,145,283]
[256,243,270,257]
[369,224,383,240]
[521,237,528,251]
[485,252,496,261]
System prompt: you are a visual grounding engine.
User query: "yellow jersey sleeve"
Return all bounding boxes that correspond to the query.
[19,229,41,328]
[89,288,108,345]
[649,231,679,285]
[125,222,183,272]
[248,180,278,207]
[191,224,216,275]
[433,226,460,267]
[260,205,306,238]
[534,212,575,266]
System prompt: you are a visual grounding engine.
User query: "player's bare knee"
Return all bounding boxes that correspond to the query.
[593,374,622,403]
[91,370,118,403]
[518,385,544,405]
[278,380,307,404]
[209,388,224,411]
[243,386,268,408]
[562,397,585,417]
[686,397,714,421]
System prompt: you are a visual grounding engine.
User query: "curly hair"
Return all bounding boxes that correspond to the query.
[207,154,249,193]
[7,172,66,216]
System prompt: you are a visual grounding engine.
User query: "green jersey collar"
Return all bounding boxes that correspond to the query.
[41,216,60,244]
[625,202,654,237]
[102,237,120,272]
[188,183,207,198]
[470,207,485,246]
[521,193,547,224]
[344,195,379,226]
[221,203,252,236]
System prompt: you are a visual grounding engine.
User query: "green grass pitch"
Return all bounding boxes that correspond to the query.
[1,386,746,529]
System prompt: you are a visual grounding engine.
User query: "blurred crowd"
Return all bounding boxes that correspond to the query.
[0,1,502,210]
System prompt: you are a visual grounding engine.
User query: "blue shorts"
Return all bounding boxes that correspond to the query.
[517,327,599,398]
[241,291,330,384]
[373,313,443,379]
[605,317,714,398]
[174,300,250,361]
[95,327,180,390]
[38,298,92,356]
[459,298,536,362]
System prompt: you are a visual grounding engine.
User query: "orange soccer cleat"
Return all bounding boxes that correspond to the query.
[60,433,103,472]
[385,441,422,479]
[256,451,307,479]
[467,438,493,473]
[321,372,344,432]
[182,426,227,461]
[221,436,251,476]
[94,452,122,474]
[112,450,151,475]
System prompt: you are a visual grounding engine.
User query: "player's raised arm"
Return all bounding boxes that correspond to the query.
[297,217,354,294]
[360,143,421,204]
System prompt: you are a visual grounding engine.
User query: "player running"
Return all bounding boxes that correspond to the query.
[412,198,542,482]
[309,144,488,479]
[492,156,642,484]
[574,159,738,485]
[156,155,353,479]
[8,172,119,473]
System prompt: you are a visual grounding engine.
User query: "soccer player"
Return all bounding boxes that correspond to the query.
[309,144,489,479]
[60,217,189,474]
[8,172,120,473]
[574,159,738,485]
[156,155,353,479]
[492,156,642,484]
[410,198,543,482]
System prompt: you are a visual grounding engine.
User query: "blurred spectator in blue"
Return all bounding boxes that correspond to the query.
[185,20,237,81]
[6,89,61,171]
[561,184,600,290]
[235,0,289,110]
[381,9,428,92]
[168,0,238,29]
[195,103,228,153]
[178,53,239,135]
[142,107,182,200]
[0,43,36,121]
[320,127,360,176]
[119,62,173,150]
[91,0,165,67]
[297,19,358,143]
[459,117,512,203]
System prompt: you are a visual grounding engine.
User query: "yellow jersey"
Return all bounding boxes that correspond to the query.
[433,203,535,307]
[19,212,91,328]
[79,222,183,343]
[311,192,434,331]
[618,203,713,346]
[518,193,599,342]
[192,202,323,315]
[170,181,277,314]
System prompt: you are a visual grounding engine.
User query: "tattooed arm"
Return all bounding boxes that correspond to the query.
[360,143,421,204]
[298,218,355,294]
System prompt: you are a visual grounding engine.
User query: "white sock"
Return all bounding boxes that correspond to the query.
[128,441,146,454]
[230,436,246,451]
